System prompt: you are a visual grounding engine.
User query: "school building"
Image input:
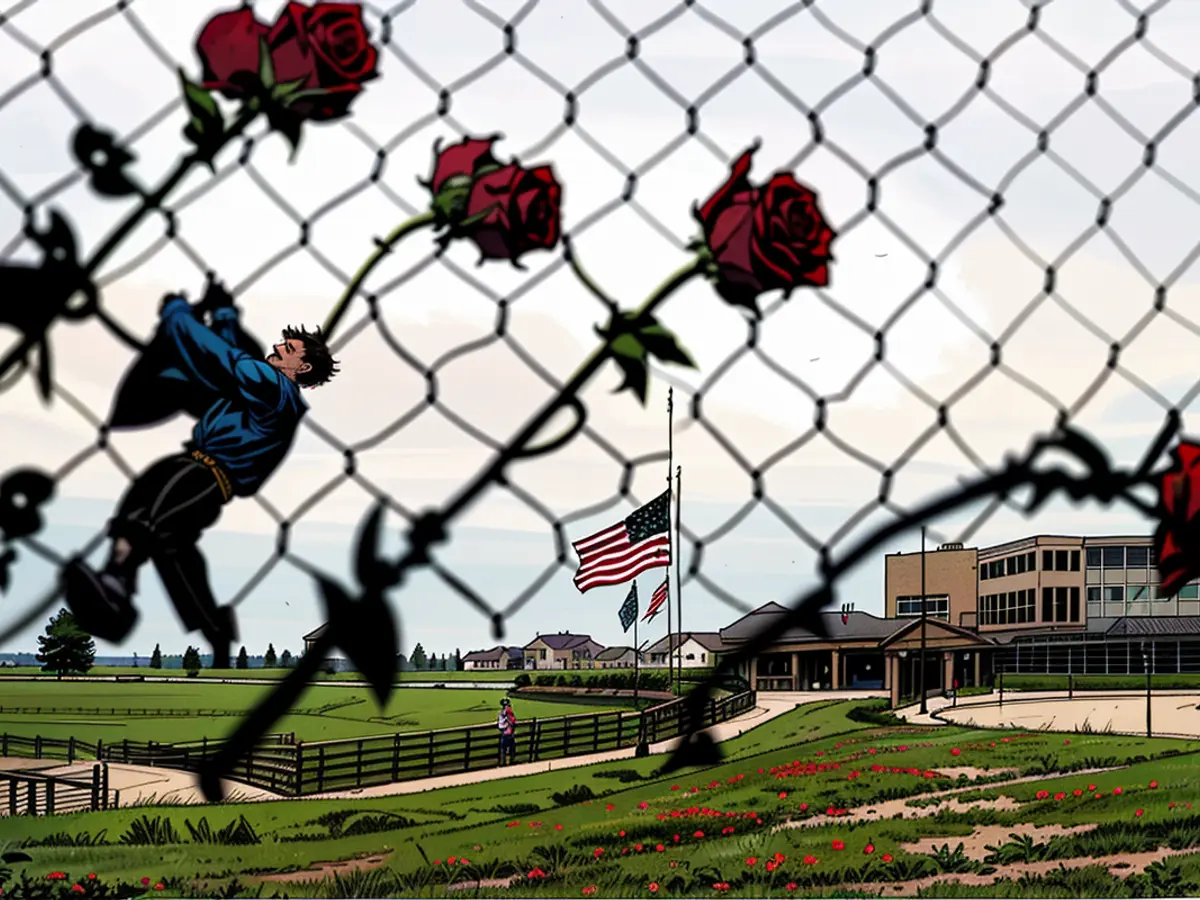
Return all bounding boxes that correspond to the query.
[717,534,1200,707]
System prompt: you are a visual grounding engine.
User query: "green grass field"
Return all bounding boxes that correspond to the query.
[3,698,1199,898]
[0,666,520,682]
[0,681,624,744]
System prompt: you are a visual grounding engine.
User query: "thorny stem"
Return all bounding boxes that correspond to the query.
[437,253,707,525]
[321,210,438,342]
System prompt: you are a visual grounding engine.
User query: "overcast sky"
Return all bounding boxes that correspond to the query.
[2,0,1200,661]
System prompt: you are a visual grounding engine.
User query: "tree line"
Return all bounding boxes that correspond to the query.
[396,643,463,671]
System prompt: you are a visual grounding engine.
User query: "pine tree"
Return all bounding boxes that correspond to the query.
[132,651,139,669]
[454,648,462,671]
[182,646,202,676]
[410,643,427,670]
[35,609,95,679]
[236,646,249,670]
[280,649,293,668]
[150,644,163,669]
[263,643,277,668]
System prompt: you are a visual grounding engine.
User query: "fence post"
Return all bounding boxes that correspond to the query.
[709,698,717,726]
[463,730,472,771]
[7,778,16,816]
[95,738,103,761]
[123,738,129,761]
[392,734,400,783]
[45,779,54,816]
[593,714,600,753]
[102,763,109,808]
[356,740,364,788]
[26,780,35,815]
[34,735,41,759]
[317,745,326,793]
[295,743,304,795]
[529,719,539,762]
[1,733,6,756]
[427,731,435,777]
[68,737,75,764]
[90,764,101,811]
[1068,673,1074,699]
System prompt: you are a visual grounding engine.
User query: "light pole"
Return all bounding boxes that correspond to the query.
[1142,641,1152,739]
[919,526,928,715]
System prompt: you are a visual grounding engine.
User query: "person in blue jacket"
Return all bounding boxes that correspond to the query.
[62,284,339,669]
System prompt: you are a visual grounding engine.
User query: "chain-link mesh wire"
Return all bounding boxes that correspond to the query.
[1,0,1199,746]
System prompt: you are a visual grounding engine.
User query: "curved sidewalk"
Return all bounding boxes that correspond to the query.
[0,690,884,808]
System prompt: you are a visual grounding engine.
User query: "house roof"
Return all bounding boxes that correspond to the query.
[525,633,598,651]
[595,646,635,660]
[646,632,728,653]
[463,646,510,662]
[303,624,328,641]
[878,616,993,649]
[1104,616,1200,637]
[719,603,907,643]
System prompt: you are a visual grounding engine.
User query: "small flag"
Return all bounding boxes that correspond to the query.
[618,583,639,633]
[643,577,668,621]
[572,491,671,593]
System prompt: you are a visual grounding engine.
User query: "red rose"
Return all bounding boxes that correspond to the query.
[196,7,269,95]
[695,146,836,314]
[267,3,379,120]
[428,137,562,263]
[1157,442,1200,596]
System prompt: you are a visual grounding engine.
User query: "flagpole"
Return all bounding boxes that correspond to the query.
[666,385,675,695]
[675,464,683,696]
[633,580,640,708]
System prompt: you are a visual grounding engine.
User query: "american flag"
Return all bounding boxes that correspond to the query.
[572,491,671,594]
[643,577,668,621]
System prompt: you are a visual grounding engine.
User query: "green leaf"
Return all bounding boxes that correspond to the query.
[179,68,220,119]
[259,36,277,91]
[611,353,650,406]
[177,68,226,168]
[637,320,696,368]
[271,77,307,102]
[610,332,646,361]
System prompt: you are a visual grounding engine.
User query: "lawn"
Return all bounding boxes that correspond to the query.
[4,698,1200,897]
[0,681,625,744]
[0,666,520,682]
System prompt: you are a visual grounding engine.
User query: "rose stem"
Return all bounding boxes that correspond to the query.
[321,209,438,342]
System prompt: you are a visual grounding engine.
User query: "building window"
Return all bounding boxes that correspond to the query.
[1042,587,1053,622]
[1087,586,1101,604]
[1055,586,1069,621]
[1126,546,1149,568]
[1127,585,1151,602]
[895,595,950,618]
[1042,550,1053,571]
[1086,547,1101,568]
[1102,546,1124,567]
[1103,585,1123,603]
[1180,585,1200,600]
[1070,550,1080,571]
[1055,550,1069,571]
[1027,551,1037,571]
[1070,586,1080,621]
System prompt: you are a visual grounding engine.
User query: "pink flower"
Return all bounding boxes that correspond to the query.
[1114,787,1124,795]
[693,830,705,839]
[1135,809,1144,817]
[649,883,659,893]
[637,801,649,810]
[141,878,151,886]
[950,748,961,756]
[1150,781,1159,789]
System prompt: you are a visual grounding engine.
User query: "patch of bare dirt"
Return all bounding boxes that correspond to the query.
[899,822,1096,858]
[838,847,1197,897]
[254,851,393,883]
[446,876,521,892]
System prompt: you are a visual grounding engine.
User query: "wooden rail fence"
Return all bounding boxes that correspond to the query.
[0,763,117,815]
[0,690,757,797]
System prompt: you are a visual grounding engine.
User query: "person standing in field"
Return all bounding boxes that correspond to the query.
[498,697,517,766]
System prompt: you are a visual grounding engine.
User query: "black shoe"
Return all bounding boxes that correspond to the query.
[61,557,138,643]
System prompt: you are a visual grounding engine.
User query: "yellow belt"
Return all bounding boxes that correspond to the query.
[190,450,233,503]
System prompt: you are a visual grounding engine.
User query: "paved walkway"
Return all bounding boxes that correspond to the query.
[0,690,885,808]
[894,689,1200,739]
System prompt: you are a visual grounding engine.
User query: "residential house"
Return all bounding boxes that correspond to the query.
[523,632,606,669]
[302,624,327,656]
[462,646,524,670]
[645,632,726,669]
[594,646,641,669]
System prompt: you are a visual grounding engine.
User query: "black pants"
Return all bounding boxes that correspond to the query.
[107,453,228,639]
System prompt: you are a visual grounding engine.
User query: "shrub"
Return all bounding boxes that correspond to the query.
[118,815,180,846]
[513,673,531,688]
[550,784,596,805]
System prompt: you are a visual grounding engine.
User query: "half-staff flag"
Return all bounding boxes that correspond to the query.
[644,577,668,622]
[572,491,671,594]
[618,583,639,633]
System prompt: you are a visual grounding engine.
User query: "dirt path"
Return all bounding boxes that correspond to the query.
[254,851,393,883]
[839,847,1198,896]
[899,822,1096,857]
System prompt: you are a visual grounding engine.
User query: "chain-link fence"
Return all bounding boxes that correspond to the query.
[1,0,1199,785]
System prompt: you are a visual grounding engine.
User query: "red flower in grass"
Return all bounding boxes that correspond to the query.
[154,885,164,891]
[832,840,845,851]
[582,887,598,896]
[694,830,705,839]
[882,853,894,863]
[779,791,788,799]
[1089,784,1097,791]
[786,882,799,891]
[1136,809,1144,817]
[593,848,604,859]
[1095,793,1104,799]
[950,748,961,756]
[555,824,563,830]
[803,855,819,865]
[527,868,547,879]
[638,801,649,809]
[508,821,519,828]
[1055,793,1066,801]
[864,843,875,854]
[447,857,457,865]
[619,831,626,838]
[713,882,731,891]
[606,803,615,811]
[1170,802,1178,809]
[799,802,808,811]
[86,875,96,881]
[656,844,665,852]
[1073,790,1083,797]
[1150,781,1159,788]
[460,858,470,866]
[746,857,758,866]
[671,785,680,791]
[635,844,643,853]
[47,874,67,882]
[432,860,442,866]
[1115,787,1124,795]
[71,886,84,894]
[649,883,660,893]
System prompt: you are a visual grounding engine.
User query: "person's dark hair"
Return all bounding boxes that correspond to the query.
[282,324,339,388]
